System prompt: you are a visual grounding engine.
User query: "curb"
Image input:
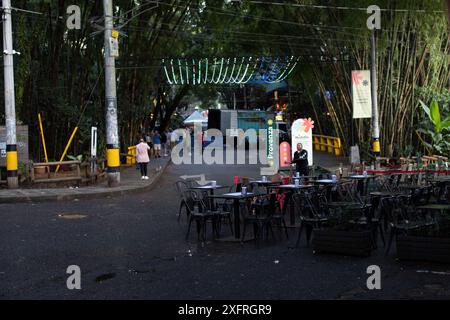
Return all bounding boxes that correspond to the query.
[0,159,171,204]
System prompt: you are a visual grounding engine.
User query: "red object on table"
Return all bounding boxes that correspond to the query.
[282,177,290,185]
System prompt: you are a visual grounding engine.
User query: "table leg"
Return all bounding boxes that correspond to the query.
[287,192,295,226]
[233,199,240,239]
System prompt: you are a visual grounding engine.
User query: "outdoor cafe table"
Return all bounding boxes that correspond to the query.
[250,180,281,189]
[209,192,261,239]
[190,185,229,209]
[348,175,376,196]
[268,184,315,226]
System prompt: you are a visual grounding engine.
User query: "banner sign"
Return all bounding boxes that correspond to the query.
[266,118,275,167]
[279,142,291,167]
[352,70,372,119]
[291,118,314,165]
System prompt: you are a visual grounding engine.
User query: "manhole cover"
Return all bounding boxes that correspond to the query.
[95,273,116,282]
[57,213,88,220]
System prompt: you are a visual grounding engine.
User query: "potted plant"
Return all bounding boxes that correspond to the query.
[312,222,373,257]
[396,219,450,264]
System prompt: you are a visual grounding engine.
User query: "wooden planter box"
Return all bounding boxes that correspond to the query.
[312,229,373,257]
[397,235,450,264]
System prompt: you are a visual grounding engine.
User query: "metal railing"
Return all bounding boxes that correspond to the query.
[313,135,342,156]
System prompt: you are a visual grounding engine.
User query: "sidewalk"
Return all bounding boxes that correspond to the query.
[0,157,170,204]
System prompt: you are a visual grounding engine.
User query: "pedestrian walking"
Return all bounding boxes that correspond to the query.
[292,143,309,177]
[136,138,150,180]
[160,130,168,156]
[152,130,162,158]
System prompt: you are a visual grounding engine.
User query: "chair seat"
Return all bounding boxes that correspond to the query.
[191,210,217,217]
[301,217,329,223]
[392,222,424,230]
[328,201,363,208]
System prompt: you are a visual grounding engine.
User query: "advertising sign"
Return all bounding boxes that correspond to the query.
[266,118,275,167]
[279,141,291,167]
[291,118,314,165]
[352,70,372,119]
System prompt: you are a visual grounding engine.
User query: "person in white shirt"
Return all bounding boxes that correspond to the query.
[135,139,150,180]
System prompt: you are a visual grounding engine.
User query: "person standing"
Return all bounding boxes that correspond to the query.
[152,130,162,158]
[136,138,150,180]
[160,130,168,157]
[292,143,309,176]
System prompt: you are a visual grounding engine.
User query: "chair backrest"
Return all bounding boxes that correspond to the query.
[186,179,200,188]
[176,181,189,198]
[182,190,207,213]
[249,182,262,195]
[336,181,355,202]
[292,191,323,219]
[384,195,414,226]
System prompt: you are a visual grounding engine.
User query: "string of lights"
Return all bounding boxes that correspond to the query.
[162,56,300,85]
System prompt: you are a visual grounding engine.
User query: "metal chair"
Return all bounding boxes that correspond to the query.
[175,181,190,222]
[293,190,333,247]
[184,190,218,242]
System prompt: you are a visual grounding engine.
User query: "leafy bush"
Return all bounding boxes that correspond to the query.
[416,99,450,155]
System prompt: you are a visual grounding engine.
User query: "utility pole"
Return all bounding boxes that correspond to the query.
[2,0,18,189]
[370,29,380,157]
[103,0,120,187]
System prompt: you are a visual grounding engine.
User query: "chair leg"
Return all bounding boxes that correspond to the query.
[282,218,289,240]
[215,217,221,238]
[201,218,207,242]
[185,216,193,240]
[241,221,248,243]
[265,221,270,240]
[385,229,395,256]
[268,222,275,241]
[378,224,386,247]
[296,222,304,248]
[178,201,186,222]
[306,224,313,247]
[228,214,234,235]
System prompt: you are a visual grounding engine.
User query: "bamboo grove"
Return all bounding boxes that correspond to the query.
[0,0,449,162]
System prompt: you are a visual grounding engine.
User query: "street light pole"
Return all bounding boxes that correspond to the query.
[370,29,380,157]
[103,0,120,187]
[2,0,18,189]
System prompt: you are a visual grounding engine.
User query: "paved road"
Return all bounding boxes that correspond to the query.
[1,161,450,300]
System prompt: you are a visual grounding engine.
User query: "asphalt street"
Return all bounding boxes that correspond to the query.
[1,161,450,300]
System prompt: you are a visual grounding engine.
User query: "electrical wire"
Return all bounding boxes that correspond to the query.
[248,1,445,14]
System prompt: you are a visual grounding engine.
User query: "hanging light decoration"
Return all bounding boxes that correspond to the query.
[162,56,299,85]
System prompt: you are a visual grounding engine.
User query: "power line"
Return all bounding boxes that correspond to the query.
[8,6,64,20]
[124,26,354,52]
[248,1,445,14]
